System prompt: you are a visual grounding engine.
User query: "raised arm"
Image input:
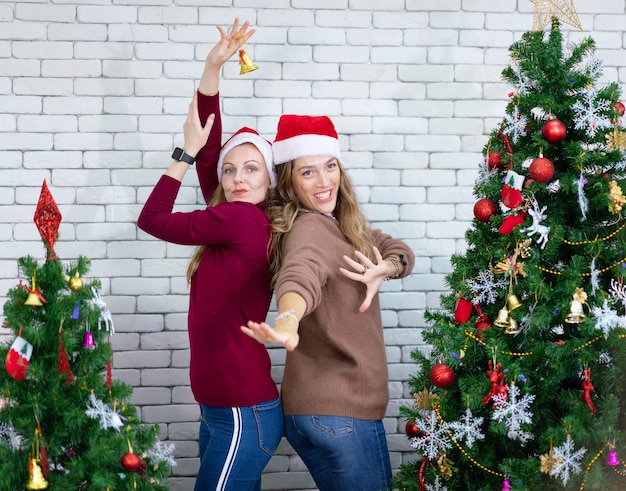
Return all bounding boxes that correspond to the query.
[195,18,256,204]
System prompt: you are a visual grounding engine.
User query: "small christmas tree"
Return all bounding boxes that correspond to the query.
[395,16,626,491]
[0,180,174,490]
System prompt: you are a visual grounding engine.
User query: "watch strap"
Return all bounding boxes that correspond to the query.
[172,147,195,165]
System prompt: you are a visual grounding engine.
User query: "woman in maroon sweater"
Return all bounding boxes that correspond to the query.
[138,20,282,491]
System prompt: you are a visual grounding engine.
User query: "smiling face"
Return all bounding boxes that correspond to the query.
[221,143,271,205]
[291,155,341,215]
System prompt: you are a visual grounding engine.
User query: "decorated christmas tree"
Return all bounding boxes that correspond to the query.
[0,181,175,490]
[394,11,626,491]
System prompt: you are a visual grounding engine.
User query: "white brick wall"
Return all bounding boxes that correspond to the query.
[1,2,625,490]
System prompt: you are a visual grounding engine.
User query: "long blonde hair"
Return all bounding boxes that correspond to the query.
[268,159,375,286]
[185,186,227,283]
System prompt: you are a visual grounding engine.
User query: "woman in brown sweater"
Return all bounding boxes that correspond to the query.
[242,114,415,491]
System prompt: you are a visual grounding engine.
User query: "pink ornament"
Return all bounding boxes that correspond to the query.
[606,450,620,466]
[83,331,96,349]
[501,478,511,490]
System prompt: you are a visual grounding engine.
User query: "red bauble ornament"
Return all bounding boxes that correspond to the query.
[473,198,498,222]
[475,314,490,340]
[541,119,567,143]
[529,156,554,183]
[429,362,455,388]
[487,152,503,170]
[454,297,473,324]
[405,420,422,438]
[121,452,141,472]
[616,101,625,117]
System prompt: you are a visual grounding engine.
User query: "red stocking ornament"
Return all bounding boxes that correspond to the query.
[5,329,33,381]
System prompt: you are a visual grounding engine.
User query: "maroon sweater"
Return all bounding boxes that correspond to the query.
[137,93,278,408]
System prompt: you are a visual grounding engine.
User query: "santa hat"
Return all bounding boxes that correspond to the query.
[217,127,276,188]
[272,114,341,166]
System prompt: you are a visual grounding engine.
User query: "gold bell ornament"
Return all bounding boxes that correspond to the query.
[506,293,523,311]
[565,287,587,324]
[24,272,45,307]
[26,427,48,489]
[238,47,258,75]
[504,317,520,335]
[493,307,511,328]
[26,458,48,489]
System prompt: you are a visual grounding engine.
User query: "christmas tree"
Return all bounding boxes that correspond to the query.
[0,181,174,490]
[394,16,626,491]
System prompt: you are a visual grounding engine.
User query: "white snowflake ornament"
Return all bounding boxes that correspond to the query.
[492,383,535,444]
[448,407,485,448]
[410,410,452,460]
[550,434,586,485]
[85,392,125,431]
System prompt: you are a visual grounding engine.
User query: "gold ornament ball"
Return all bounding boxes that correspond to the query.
[68,274,83,291]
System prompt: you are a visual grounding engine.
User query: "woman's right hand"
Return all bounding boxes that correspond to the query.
[241,320,300,352]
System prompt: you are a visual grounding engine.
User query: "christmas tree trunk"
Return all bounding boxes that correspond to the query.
[395,19,626,491]
[0,181,174,490]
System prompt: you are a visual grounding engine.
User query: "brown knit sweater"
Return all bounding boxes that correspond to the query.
[276,212,415,420]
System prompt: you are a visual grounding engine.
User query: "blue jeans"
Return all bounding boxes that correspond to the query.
[285,415,392,491]
[195,397,283,491]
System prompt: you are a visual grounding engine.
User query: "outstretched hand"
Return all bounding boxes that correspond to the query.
[206,18,256,70]
[241,320,300,352]
[339,246,388,312]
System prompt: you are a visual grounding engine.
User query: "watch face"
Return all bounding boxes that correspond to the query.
[172,147,183,160]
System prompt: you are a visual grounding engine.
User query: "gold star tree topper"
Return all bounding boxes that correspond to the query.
[531,0,582,31]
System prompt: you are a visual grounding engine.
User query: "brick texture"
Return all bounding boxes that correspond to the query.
[2,2,626,490]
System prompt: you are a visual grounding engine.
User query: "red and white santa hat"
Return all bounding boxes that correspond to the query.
[217,127,276,188]
[272,114,342,166]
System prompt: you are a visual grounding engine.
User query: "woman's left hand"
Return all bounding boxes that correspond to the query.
[339,246,387,312]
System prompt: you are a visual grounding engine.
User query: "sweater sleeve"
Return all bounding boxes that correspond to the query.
[137,174,264,246]
[275,216,337,316]
[195,90,222,205]
[370,228,415,278]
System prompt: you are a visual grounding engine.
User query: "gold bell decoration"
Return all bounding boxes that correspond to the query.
[493,307,511,328]
[565,287,587,324]
[25,271,45,307]
[506,293,523,311]
[504,317,520,335]
[26,427,48,490]
[26,458,48,489]
[238,47,258,75]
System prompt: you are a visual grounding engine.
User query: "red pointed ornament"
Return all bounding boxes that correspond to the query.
[34,180,62,261]
[58,321,75,384]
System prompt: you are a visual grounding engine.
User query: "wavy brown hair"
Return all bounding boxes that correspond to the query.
[268,159,375,286]
[185,186,226,284]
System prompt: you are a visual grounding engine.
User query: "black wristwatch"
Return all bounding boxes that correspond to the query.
[172,147,195,165]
